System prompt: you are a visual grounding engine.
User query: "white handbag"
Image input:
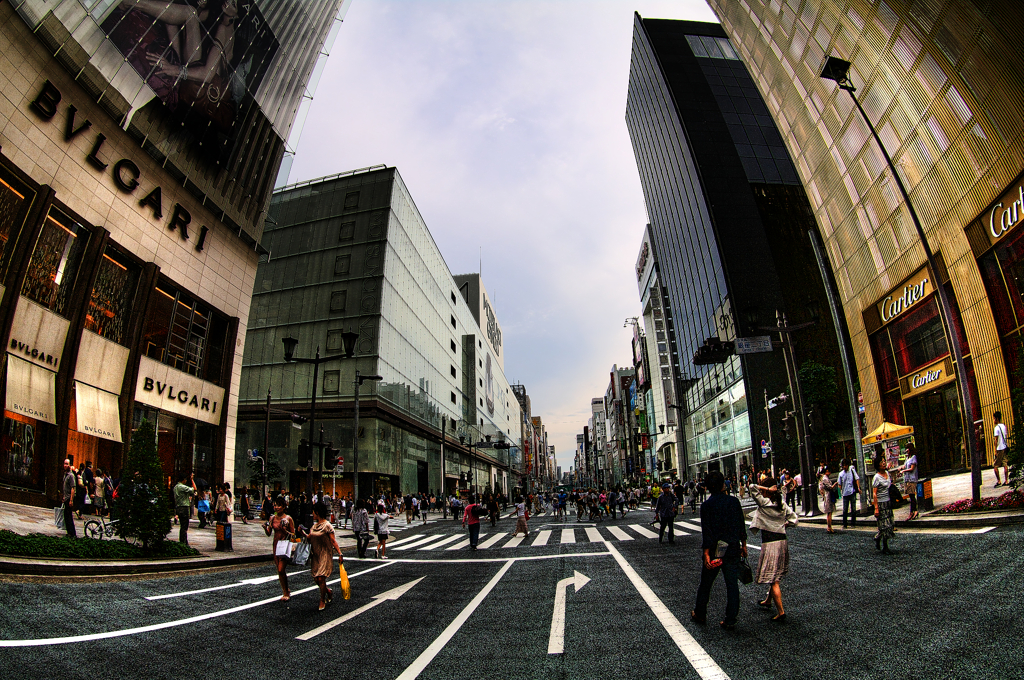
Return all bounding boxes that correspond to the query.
[274,540,294,558]
[54,505,65,529]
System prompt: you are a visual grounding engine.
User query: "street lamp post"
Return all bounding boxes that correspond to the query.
[352,369,383,505]
[821,56,981,502]
[282,331,359,500]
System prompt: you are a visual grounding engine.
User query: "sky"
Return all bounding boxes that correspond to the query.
[288,0,718,473]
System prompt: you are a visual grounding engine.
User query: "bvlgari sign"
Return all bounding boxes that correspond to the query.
[135,356,225,426]
[877,266,933,325]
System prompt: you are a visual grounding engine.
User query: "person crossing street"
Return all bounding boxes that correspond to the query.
[654,482,677,543]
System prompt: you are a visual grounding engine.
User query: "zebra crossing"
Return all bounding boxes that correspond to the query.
[383,517,717,552]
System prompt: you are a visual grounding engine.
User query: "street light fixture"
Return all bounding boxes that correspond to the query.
[820,56,981,502]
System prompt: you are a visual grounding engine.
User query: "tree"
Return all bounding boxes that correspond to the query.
[112,419,171,551]
[799,359,841,450]
[245,450,285,493]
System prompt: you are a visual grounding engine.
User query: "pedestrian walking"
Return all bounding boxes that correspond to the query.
[838,459,860,529]
[462,494,484,550]
[172,473,197,545]
[818,467,837,533]
[748,478,797,623]
[902,443,920,520]
[993,411,1009,487]
[351,499,371,558]
[61,459,77,538]
[487,493,500,527]
[374,503,393,559]
[215,483,233,552]
[691,471,747,630]
[654,482,677,544]
[93,467,107,517]
[509,495,529,538]
[240,487,250,524]
[872,454,896,555]
[303,500,342,611]
[263,496,295,601]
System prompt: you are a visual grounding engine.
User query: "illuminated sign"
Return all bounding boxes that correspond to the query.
[877,266,933,324]
[900,357,954,399]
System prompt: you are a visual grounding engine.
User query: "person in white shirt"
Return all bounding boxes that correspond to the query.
[993,411,1009,488]
[837,460,860,528]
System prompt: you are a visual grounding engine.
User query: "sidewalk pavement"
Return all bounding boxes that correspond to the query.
[0,501,365,578]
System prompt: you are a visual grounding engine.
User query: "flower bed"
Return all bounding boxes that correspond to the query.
[936,490,1024,514]
[0,531,200,559]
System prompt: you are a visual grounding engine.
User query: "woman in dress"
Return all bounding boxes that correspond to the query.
[872,454,896,554]
[373,503,393,559]
[303,501,342,611]
[215,482,233,551]
[262,496,294,601]
[748,478,798,622]
[818,466,837,533]
[903,442,920,520]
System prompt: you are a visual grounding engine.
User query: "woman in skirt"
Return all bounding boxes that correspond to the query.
[872,454,895,554]
[748,478,798,622]
[303,500,343,610]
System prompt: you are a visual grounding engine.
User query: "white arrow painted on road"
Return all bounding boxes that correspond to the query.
[146,571,307,600]
[547,570,590,655]
[296,577,425,641]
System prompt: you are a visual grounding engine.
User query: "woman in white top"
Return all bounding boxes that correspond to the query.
[748,479,798,622]
[903,443,920,520]
[374,504,394,559]
[872,454,895,554]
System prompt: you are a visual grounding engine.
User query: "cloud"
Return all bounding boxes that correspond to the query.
[290,0,718,472]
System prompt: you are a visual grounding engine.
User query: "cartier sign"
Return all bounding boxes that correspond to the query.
[877,266,933,325]
[900,356,954,399]
[983,180,1024,245]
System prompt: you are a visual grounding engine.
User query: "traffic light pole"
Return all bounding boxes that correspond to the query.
[353,370,361,506]
[776,312,820,517]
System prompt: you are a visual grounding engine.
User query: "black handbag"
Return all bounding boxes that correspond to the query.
[889,482,904,507]
[739,557,754,585]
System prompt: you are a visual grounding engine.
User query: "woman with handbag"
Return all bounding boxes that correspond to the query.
[373,503,394,559]
[818,467,837,534]
[748,478,798,623]
[351,499,371,558]
[872,454,896,554]
[215,483,233,552]
[263,496,295,601]
[303,501,343,611]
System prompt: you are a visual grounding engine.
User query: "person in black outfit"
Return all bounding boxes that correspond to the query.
[691,471,747,630]
[654,483,677,543]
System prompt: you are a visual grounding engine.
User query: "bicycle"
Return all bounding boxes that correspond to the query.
[83,515,120,540]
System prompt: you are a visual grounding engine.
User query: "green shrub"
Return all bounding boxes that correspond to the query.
[0,531,199,559]
[111,419,172,551]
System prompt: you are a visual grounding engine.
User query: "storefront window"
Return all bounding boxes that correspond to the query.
[870,332,900,392]
[0,167,35,281]
[889,298,947,376]
[84,244,141,345]
[978,252,1019,336]
[0,411,44,489]
[141,280,230,384]
[21,207,90,317]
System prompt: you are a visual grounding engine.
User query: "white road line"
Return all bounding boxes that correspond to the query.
[352,552,611,564]
[296,577,424,641]
[531,530,552,547]
[0,563,394,647]
[606,526,633,541]
[585,527,604,543]
[145,571,308,601]
[446,533,487,551]
[748,544,761,550]
[418,535,462,550]
[560,529,576,544]
[604,542,729,680]
[677,521,702,532]
[628,524,659,539]
[478,533,505,549]
[672,524,692,535]
[383,534,427,548]
[548,571,590,655]
[395,561,515,680]
[504,534,525,548]
[394,535,447,551]
[973,526,996,534]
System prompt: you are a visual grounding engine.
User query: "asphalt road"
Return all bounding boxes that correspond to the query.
[0,505,1019,680]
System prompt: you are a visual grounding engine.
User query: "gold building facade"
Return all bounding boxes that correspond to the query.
[707,0,1024,475]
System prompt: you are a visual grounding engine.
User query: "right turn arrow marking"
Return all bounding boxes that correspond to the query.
[548,570,590,655]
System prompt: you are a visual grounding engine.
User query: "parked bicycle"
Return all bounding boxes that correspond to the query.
[83,515,120,540]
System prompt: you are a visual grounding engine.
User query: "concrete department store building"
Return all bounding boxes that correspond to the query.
[708,0,1024,475]
[626,17,845,481]
[0,0,347,505]
[235,167,521,499]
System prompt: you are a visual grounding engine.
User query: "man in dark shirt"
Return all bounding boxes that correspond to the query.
[654,483,677,543]
[691,471,747,629]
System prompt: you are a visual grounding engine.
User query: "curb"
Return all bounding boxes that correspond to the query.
[0,551,273,577]
[797,511,1024,529]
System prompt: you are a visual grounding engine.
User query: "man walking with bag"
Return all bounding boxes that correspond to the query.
[691,471,747,630]
[655,482,677,543]
[61,459,77,538]
[838,459,860,529]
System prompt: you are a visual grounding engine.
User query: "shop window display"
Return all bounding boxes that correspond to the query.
[0,167,34,280]
[0,411,43,489]
[21,207,91,317]
[84,245,141,346]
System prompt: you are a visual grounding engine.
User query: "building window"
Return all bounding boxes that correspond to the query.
[0,166,35,281]
[324,370,340,394]
[451,366,457,378]
[451,315,457,329]
[142,280,230,383]
[330,290,347,312]
[451,339,457,352]
[84,243,141,346]
[451,291,457,304]
[343,191,360,210]
[479,378,483,387]
[327,330,344,352]
[339,221,355,241]
[334,254,351,275]
[21,207,91,318]
[451,392,457,404]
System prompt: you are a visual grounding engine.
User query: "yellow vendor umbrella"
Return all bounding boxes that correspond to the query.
[861,421,914,445]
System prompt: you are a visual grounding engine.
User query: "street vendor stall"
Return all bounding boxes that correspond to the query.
[862,422,931,509]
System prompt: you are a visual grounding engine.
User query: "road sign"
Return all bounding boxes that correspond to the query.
[761,440,772,454]
[735,336,773,354]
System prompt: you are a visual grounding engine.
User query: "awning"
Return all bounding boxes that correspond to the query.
[861,421,915,445]
[5,354,56,424]
[74,382,122,443]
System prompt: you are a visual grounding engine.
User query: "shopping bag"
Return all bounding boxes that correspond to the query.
[292,539,311,566]
[274,540,294,559]
[339,563,351,600]
[739,557,754,585]
[54,505,65,530]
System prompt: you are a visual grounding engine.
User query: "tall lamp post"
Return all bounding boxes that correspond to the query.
[352,370,383,505]
[820,57,981,502]
[282,331,359,499]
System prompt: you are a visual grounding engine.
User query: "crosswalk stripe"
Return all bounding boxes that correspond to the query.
[607,526,633,541]
[418,535,461,550]
[677,521,702,532]
[478,533,505,549]
[504,534,526,548]
[629,524,659,538]
[383,534,423,548]
[585,527,604,543]
[446,533,487,551]
[394,535,446,551]
[672,524,692,535]
[560,529,576,544]
[531,530,552,547]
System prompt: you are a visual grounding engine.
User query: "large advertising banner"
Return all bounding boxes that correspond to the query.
[98,0,279,166]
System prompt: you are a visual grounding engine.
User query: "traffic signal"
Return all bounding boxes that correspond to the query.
[298,440,311,468]
[291,413,308,429]
[323,444,339,470]
[781,413,792,439]
[807,408,823,434]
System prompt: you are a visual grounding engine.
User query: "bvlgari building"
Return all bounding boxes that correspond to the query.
[0,0,348,505]
[708,0,1023,475]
